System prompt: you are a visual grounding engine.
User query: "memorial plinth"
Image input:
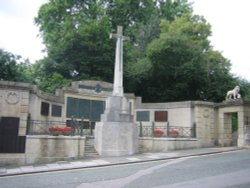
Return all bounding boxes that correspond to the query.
[95,96,138,156]
[94,26,138,156]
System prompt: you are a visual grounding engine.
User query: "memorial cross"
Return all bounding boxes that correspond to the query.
[110,26,129,96]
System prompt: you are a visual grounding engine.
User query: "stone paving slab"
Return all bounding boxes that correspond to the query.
[92,160,111,165]
[33,166,49,171]
[0,147,243,177]
[70,161,87,167]
[6,168,22,175]
[127,157,140,161]
[0,168,6,174]
[46,163,62,170]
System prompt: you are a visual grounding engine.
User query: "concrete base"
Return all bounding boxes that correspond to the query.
[94,96,138,156]
[95,122,138,156]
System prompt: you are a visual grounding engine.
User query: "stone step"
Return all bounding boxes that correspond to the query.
[84,138,99,157]
[138,144,143,153]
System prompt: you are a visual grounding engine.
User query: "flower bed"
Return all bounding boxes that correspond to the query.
[48,126,73,136]
[153,129,164,137]
[168,128,179,137]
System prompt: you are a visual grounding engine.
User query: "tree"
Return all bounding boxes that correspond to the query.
[127,13,236,102]
[0,49,20,81]
[34,0,192,93]
[35,0,114,82]
[0,49,34,83]
[35,0,243,102]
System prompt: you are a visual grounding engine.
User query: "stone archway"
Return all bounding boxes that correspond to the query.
[217,100,250,147]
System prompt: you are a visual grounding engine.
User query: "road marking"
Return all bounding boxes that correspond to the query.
[76,158,187,188]
[154,168,250,188]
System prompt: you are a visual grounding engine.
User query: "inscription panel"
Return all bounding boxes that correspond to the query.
[136,111,150,122]
[155,111,168,122]
[66,97,105,121]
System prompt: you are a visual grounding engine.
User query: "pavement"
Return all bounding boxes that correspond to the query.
[0,147,244,177]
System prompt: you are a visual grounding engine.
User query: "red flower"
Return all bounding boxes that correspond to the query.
[62,127,72,132]
[48,126,63,132]
[153,129,164,135]
[168,128,178,135]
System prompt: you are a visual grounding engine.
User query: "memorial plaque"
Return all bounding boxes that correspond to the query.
[136,111,150,122]
[66,97,105,121]
[91,100,105,121]
[79,99,91,119]
[41,102,49,116]
[51,104,62,117]
[66,97,78,118]
[154,111,168,122]
[0,117,19,136]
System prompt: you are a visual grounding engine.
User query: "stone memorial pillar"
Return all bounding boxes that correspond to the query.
[94,26,138,156]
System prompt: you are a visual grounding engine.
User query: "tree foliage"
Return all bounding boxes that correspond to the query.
[127,14,237,102]
[33,0,249,102]
[0,49,34,83]
[35,0,114,82]
[34,0,192,91]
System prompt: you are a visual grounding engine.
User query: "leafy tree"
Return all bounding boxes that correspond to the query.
[128,14,236,102]
[35,0,114,82]
[15,59,35,83]
[35,0,192,93]
[37,72,71,93]
[0,49,20,81]
[0,49,34,83]
[237,78,250,101]
[35,0,246,102]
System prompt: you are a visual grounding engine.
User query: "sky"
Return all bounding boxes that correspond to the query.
[0,0,249,81]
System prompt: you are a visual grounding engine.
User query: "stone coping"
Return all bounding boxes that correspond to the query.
[139,137,198,141]
[26,135,86,140]
[136,101,215,109]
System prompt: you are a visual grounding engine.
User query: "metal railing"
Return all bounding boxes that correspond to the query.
[67,117,95,136]
[26,119,196,138]
[138,122,196,138]
[26,117,95,136]
[26,120,66,135]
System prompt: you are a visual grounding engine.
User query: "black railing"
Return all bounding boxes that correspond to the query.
[26,118,95,136]
[138,122,196,138]
[67,117,95,136]
[26,120,67,135]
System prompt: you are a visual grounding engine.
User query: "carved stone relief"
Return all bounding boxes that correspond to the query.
[5,91,20,105]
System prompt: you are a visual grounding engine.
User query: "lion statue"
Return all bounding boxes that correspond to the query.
[226,86,241,100]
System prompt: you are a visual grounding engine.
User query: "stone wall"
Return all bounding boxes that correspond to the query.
[0,136,86,166]
[139,137,199,152]
[0,82,31,135]
[0,81,65,136]
[135,99,194,127]
[193,101,217,147]
[25,135,85,164]
[217,101,249,147]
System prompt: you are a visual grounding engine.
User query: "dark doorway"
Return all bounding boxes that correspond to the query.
[231,112,238,146]
[0,117,26,153]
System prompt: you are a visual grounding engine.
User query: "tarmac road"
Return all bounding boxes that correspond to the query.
[0,148,250,188]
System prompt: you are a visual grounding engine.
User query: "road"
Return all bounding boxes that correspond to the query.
[1,149,250,188]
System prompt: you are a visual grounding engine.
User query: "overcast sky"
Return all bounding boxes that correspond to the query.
[0,0,249,81]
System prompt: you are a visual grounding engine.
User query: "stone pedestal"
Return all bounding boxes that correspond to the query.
[94,96,138,156]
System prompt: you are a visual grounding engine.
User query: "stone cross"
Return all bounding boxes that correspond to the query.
[110,26,129,96]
